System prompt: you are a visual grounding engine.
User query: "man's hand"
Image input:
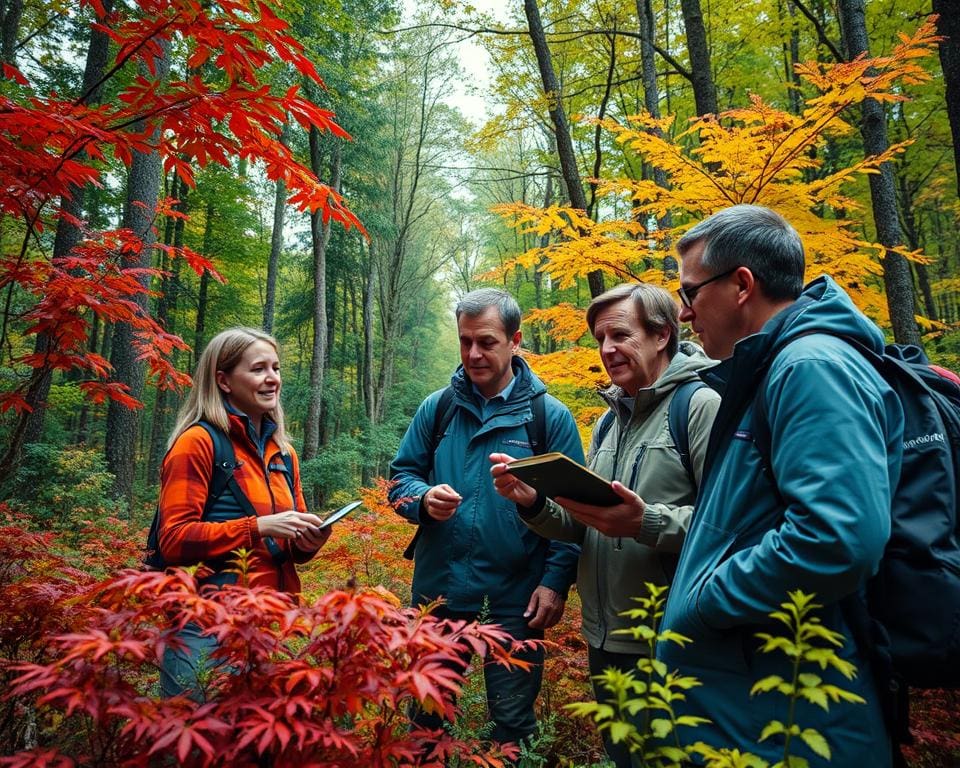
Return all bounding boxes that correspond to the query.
[423,483,462,521]
[556,481,647,538]
[524,585,565,630]
[489,452,538,508]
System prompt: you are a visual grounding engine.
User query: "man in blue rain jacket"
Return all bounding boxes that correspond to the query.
[661,205,904,766]
[389,287,583,747]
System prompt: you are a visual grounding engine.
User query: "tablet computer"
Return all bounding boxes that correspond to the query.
[318,500,363,529]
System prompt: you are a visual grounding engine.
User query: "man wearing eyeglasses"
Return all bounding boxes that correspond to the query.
[658,204,903,766]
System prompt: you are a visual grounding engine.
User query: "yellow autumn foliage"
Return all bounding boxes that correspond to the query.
[490,18,941,332]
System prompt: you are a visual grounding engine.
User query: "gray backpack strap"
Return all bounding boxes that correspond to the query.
[667,380,708,485]
[594,409,616,450]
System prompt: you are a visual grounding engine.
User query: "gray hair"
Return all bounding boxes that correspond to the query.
[586,282,680,358]
[676,205,805,301]
[455,288,522,336]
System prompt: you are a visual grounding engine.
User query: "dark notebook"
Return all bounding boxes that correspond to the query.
[506,452,620,506]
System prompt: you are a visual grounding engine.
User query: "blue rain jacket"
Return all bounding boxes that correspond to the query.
[389,356,583,614]
[658,276,903,766]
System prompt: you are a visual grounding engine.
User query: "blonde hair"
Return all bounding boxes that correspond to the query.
[168,327,292,453]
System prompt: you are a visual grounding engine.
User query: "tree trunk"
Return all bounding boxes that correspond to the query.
[147,177,188,480]
[934,0,960,198]
[780,0,803,115]
[838,0,919,346]
[523,0,604,297]
[302,136,342,466]
[14,4,112,459]
[1,0,22,65]
[105,39,171,504]
[106,44,169,506]
[362,239,375,426]
[678,0,718,116]
[636,0,676,272]
[263,124,290,334]
[193,199,215,367]
[533,172,554,355]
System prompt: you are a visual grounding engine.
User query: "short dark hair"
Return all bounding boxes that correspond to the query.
[455,288,522,336]
[586,282,680,358]
[676,205,805,301]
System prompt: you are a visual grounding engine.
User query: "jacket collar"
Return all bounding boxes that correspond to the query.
[223,397,277,457]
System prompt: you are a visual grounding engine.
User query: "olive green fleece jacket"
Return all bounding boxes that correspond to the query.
[519,342,720,654]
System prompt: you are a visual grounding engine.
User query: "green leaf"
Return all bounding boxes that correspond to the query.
[649,658,669,677]
[798,686,829,711]
[799,728,831,759]
[649,717,673,739]
[759,721,786,742]
[652,745,690,762]
[751,675,785,695]
[608,720,634,744]
[675,715,711,727]
[658,630,693,646]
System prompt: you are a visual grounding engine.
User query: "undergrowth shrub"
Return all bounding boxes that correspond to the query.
[0,521,534,767]
[569,585,867,767]
[2,443,123,524]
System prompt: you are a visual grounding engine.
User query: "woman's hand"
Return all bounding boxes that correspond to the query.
[292,523,331,553]
[489,452,539,508]
[257,510,323,540]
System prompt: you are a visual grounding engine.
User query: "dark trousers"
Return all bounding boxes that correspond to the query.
[588,644,646,768]
[415,607,545,746]
[160,622,222,700]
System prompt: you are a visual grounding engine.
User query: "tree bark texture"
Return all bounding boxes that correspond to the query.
[18,6,113,453]
[303,135,342,465]
[934,0,960,198]
[838,0,919,346]
[678,0,718,116]
[1,0,22,65]
[263,124,290,334]
[523,0,604,297]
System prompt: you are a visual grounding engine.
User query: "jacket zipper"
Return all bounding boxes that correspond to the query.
[627,446,648,490]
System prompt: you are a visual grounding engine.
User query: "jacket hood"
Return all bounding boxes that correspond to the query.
[450,354,546,403]
[600,340,715,418]
[761,274,886,355]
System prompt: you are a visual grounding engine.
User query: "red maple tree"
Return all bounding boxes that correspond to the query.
[0,0,362,418]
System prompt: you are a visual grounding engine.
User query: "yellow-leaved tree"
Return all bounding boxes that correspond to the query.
[490,18,941,391]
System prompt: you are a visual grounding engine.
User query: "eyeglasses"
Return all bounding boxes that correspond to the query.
[677,266,740,308]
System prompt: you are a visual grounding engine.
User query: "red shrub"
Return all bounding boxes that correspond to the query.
[1,539,533,766]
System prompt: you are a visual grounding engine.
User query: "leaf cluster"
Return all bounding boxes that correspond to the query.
[0,518,534,766]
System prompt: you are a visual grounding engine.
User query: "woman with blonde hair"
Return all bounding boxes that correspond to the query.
[157,326,329,696]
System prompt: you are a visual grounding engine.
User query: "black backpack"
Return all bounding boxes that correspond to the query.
[752,335,960,693]
[145,420,293,573]
[398,386,547,561]
[593,379,708,485]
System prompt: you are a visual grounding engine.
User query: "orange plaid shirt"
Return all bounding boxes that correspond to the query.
[158,414,313,594]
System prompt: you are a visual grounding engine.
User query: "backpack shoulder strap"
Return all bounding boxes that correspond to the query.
[429,386,457,463]
[403,387,456,562]
[197,419,287,566]
[280,452,297,512]
[594,409,616,450]
[668,380,708,485]
[197,420,238,511]
[526,390,548,455]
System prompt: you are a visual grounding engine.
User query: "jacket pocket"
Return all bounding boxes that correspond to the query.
[668,521,750,675]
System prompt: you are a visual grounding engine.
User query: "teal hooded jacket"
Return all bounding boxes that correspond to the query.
[389,356,583,615]
[658,276,904,766]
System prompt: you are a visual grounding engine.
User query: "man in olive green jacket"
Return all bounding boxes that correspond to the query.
[491,283,719,768]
